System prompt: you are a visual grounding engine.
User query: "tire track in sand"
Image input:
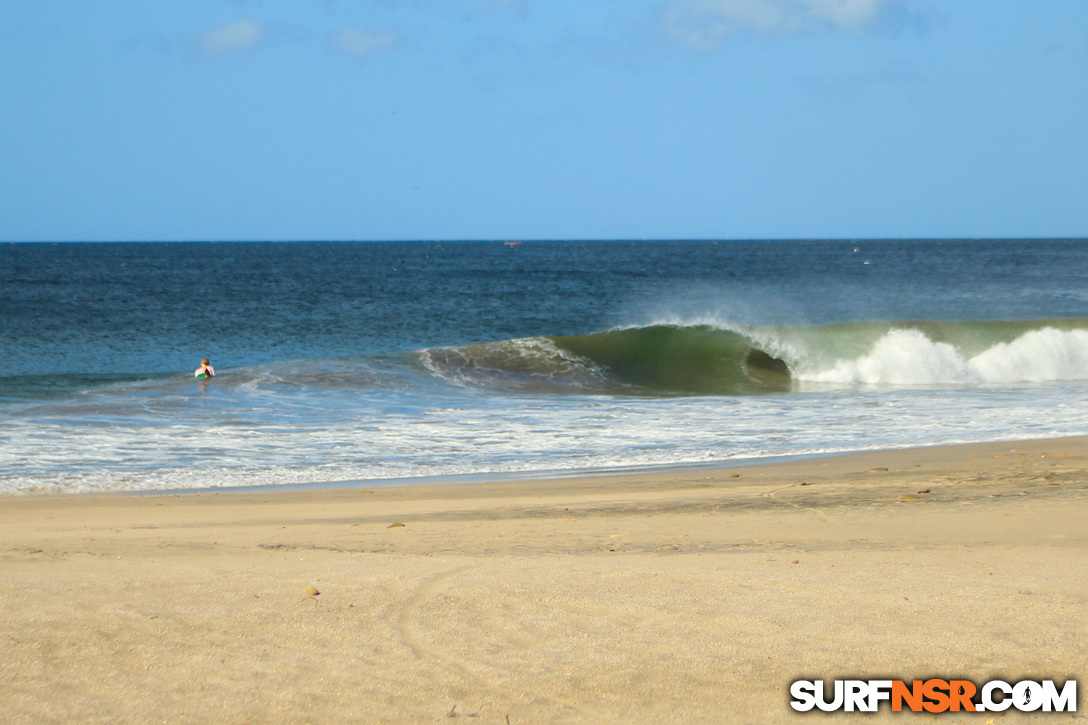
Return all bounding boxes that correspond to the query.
[390,562,621,723]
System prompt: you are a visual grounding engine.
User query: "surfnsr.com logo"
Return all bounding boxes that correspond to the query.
[790,679,1077,713]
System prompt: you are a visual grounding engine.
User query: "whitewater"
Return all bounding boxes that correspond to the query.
[3,240,1088,494]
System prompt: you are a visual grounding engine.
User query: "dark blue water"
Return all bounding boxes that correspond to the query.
[3,239,1088,493]
[4,239,1088,379]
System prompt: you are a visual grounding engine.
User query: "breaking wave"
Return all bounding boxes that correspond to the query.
[419,319,1088,395]
[11,319,1088,402]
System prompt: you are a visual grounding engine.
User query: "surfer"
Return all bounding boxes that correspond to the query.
[194,358,215,378]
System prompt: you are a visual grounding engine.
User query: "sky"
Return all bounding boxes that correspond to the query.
[2,0,1086,241]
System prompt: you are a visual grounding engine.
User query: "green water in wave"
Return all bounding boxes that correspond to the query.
[551,325,791,395]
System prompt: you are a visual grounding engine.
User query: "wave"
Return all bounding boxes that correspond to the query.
[417,337,615,393]
[7,319,1088,402]
[416,326,795,395]
[420,318,1088,395]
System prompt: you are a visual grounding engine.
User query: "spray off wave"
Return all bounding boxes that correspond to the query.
[419,319,1088,395]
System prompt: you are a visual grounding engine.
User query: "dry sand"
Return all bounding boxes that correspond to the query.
[1,438,1086,724]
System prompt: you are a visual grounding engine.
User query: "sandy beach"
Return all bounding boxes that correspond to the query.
[2,438,1086,724]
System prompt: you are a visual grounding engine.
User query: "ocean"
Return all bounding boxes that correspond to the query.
[3,239,1088,494]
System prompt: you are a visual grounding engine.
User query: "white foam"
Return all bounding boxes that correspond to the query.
[970,328,1088,383]
[5,369,1088,494]
[800,329,973,385]
[799,327,1088,386]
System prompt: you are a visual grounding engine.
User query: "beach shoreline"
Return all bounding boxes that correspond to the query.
[3,436,1086,722]
[11,434,1087,498]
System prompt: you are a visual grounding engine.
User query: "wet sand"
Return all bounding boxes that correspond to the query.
[2,438,1086,723]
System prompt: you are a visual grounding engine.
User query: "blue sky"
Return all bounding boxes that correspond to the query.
[2,0,1086,241]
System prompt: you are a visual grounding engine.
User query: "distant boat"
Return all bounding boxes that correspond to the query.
[504,241,521,247]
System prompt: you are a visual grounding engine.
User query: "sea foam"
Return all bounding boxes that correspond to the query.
[799,327,1088,386]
